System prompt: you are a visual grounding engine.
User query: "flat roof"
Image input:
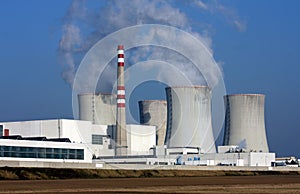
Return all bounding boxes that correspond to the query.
[0,135,71,143]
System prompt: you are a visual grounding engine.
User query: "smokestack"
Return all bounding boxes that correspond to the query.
[223,94,269,152]
[115,45,127,156]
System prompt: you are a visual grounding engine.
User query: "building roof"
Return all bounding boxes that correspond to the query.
[0,135,71,143]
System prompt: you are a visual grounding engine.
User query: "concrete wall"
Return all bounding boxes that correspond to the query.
[202,152,249,166]
[202,152,275,167]
[4,120,60,138]
[223,94,269,152]
[60,120,92,143]
[249,152,275,167]
[165,86,216,153]
[126,124,156,155]
[4,119,93,143]
[139,100,167,146]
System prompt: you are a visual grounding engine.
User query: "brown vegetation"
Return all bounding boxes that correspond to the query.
[0,176,300,193]
[0,167,300,180]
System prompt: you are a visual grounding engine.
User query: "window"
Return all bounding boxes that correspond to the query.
[38,148,46,158]
[0,146,84,160]
[92,135,105,145]
[46,148,54,158]
[69,149,76,159]
[61,149,68,159]
[54,148,61,159]
[0,125,3,136]
[76,149,84,160]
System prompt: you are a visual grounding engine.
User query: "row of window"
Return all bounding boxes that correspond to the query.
[0,145,84,160]
[92,135,106,145]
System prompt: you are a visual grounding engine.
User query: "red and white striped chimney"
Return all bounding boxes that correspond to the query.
[115,45,127,156]
[117,45,125,108]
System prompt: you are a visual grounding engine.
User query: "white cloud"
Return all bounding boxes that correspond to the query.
[194,0,208,10]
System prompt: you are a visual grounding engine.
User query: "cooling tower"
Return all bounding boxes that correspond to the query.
[165,86,216,153]
[223,94,269,152]
[139,100,167,146]
[78,93,116,125]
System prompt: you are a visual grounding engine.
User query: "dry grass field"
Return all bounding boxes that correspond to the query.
[1,167,300,193]
[0,175,300,193]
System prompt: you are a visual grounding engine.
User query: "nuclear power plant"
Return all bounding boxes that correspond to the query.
[0,44,297,169]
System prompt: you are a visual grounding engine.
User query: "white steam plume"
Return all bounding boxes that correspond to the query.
[58,0,245,89]
[192,0,246,32]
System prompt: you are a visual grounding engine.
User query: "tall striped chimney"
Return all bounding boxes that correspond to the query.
[115,45,127,156]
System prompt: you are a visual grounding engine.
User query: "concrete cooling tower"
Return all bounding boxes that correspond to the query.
[223,94,269,152]
[139,100,167,146]
[78,93,116,125]
[165,86,216,153]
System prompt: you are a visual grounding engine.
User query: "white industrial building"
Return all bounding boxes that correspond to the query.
[202,146,275,167]
[97,145,275,167]
[0,119,156,163]
[0,138,88,162]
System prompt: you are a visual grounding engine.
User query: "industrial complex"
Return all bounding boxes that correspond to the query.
[0,45,297,169]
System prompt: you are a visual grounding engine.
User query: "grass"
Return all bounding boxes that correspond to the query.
[0,167,299,180]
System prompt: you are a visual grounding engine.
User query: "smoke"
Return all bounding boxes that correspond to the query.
[214,3,246,32]
[192,0,246,32]
[58,0,245,88]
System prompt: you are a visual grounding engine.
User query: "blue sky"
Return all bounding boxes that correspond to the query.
[0,0,300,157]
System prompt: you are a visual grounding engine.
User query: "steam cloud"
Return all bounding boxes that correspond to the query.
[58,0,245,90]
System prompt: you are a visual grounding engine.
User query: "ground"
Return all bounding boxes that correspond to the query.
[0,175,300,193]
